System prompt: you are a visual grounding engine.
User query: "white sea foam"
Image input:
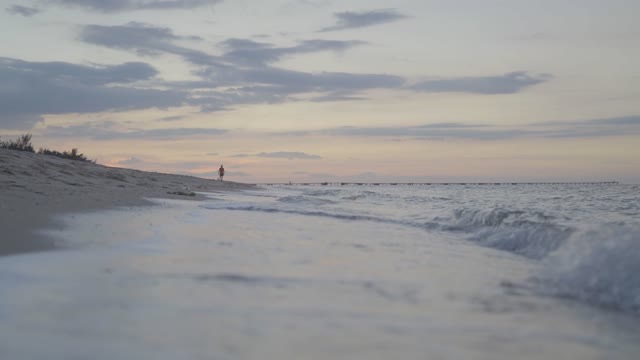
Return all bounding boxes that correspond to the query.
[538,223,640,313]
[448,208,573,259]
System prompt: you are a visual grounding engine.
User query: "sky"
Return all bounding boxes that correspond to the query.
[1,0,639,183]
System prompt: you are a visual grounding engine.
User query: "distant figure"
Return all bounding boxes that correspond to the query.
[218,165,225,181]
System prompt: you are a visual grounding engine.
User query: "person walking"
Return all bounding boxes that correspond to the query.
[218,165,225,181]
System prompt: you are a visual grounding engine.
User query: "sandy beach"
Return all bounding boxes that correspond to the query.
[0,148,254,256]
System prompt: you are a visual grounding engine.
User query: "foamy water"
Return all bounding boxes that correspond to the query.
[0,184,638,359]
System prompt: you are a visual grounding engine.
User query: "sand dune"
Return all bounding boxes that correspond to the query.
[0,148,254,255]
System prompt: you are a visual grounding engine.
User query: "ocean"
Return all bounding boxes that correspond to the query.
[1,183,639,359]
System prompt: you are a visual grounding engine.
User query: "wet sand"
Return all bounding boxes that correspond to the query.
[0,148,254,255]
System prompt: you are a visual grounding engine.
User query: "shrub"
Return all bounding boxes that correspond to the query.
[0,134,35,152]
[38,147,95,163]
[1,134,94,163]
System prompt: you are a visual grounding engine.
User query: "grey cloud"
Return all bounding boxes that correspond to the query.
[6,5,40,16]
[588,115,640,125]
[1,57,158,86]
[48,0,221,13]
[158,115,186,121]
[77,22,550,114]
[81,22,191,51]
[297,0,331,8]
[417,122,490,129]
[88,32,366,74]
[42,123,227,140]
[117,156,144,165]
[137,0,219,10]
[80,23,405,107]
[180,68,405,111]
[320,9,408,32]
[282,116,640,141]
[256,152,322,160]
[233,68,405,93]
[410,72,551,94]
[80,22,218,66]
[525,115,640,139]
[0,114,44,130]
[531,115,640,127]
[115,157,227,171]
[230,152,321,160]
[222,38,272,50]
[220,38,366,67]
[310,92,366,102]
[323,125,530,141]
[0,57,186,130]
[138,128,226,138]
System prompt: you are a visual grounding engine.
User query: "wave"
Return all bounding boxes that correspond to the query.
[448,211,640,314]
[204,198,573,260]
[277,195,337,206]
[304,189,343,197]
[202,187,640,315]
[341,190,378,201]
[536,223,640,314]
[200,204,397,225]
[447,208,573,259]
[342,194,367,201]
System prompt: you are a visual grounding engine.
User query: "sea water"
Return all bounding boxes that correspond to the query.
[0,184,639,359]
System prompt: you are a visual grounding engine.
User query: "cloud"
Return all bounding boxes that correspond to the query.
[278,116,640,141]
[117,156,145,165]
[310,92,366,102]
[296,0,331,8]
[0,114,44,130]
[230,152,322,160]
[80,22,217,66]
[220,38,367,67]
[80,24,399,103]
[418,122,490,128]
[410,72,551,94]
[75,22,549,115]
[256,152,322,160]
[3,58,159,85]
[6,5,40,16]
[322,124,530,141]
[236,68,405,92]
[531,115,640,127]
[158,115,186,121]
[524,115,640,138]
[79,23,406,107]
[48,0,221,13]
[588,116,640,125]
[320,9,408,32]
[0,57,186,130]
[179,67,405,111]
[41,122,227,140]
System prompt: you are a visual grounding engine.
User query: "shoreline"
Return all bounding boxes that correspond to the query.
[0,148,255,256]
